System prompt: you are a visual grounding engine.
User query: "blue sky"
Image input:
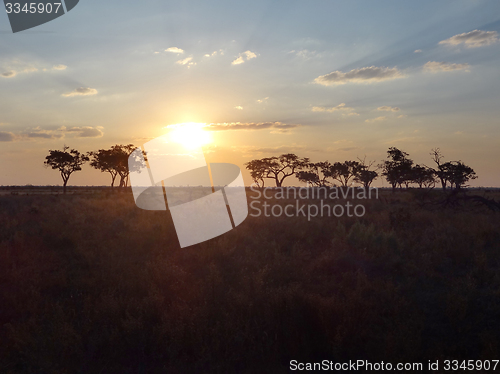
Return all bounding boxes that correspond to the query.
[1,0,500,186]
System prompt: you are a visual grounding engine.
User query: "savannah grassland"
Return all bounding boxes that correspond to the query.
[0,188,500,373]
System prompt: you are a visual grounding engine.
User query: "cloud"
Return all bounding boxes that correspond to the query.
[414,49,422,53]
[397,114,407,119]
[0,131,15,141]
[423,61,470,73]
[1,71,16,78]
[62,87,98,97]
[205,122,299,132]
[257,97,269,103]
[312,103,358,116]
[314,66,405,86]
[1,63,65,78]
[166,47,185,54]
[0,125,103,142]
[234,144,309,156]
[231,50,257,65]
[439,30,499,48]
[365,116,386,123]
[294,49,318,60]
[243,51,257,59]
[377,106,400,112]
[234,106,243,110]
[62,126,103,138]
[176,56,195,67]
[231,56,245,65]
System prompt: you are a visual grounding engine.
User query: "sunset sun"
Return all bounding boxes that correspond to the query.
[167,122,212,150]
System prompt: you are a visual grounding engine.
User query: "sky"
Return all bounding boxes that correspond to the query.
[1,0,500,187]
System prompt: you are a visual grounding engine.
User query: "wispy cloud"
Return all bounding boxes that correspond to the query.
[1,67,37,78]
[414,49,422,53]
[257,97,269,103]
[1,71,16,78]
[176,56,195,67]
[234,106,243,110]
[59,126,104,138]
[62,87,98,97]
[0,125,103,141]
[0,131,15,142]
[423,61,470,73]
[312,103,359,116]
[314,66,405,86]
[205,122,299,133]
[165,47,185,54]
[231,50,257,65]
[1,61,66,78]
[439,30,499,48]
[365,116,386,123]
[377,106,400,112]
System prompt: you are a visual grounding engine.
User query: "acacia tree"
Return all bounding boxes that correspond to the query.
[296,161,331,186]
[381,147,414,192]
[411,165,435,189]
[44,146,89,194]
[89,144,144,190]
[245,153,309,187]
[430,149,477,191]
[430,148,448,191]
[111,144,138,188]
[89,148,119,188]
[354,157,378,189]
[441,161,477,190]
[245,159,268,188]
[327,161,362,187]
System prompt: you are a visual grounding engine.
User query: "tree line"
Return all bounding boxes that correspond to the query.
[44,144,144,194]
[245,147,477,192]
[44,145,477,194]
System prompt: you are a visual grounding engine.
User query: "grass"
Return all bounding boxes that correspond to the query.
[0,188,499,373]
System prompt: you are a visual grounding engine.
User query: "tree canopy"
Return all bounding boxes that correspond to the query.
[44,146,89,193]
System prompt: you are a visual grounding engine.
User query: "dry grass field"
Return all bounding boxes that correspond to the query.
[0,188,499,373]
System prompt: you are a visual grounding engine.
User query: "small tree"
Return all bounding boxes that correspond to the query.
[430,148,448,191]
[89,149,120,189]
[441,161,477,190]
[326,161,361,187]
[245,159,268,188]
[111,144,138,188]
[354,157,378,189]
[44,146,89,194]
[381,147,413,192]
[411,165,435,189]
[245,154,309,187]
[296,161,331,187]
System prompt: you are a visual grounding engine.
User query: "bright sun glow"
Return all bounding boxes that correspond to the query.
[167,122,211,149]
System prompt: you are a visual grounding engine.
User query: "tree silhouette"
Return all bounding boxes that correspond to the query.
[381,147,413,192]
[245,159,269,188]
[246,154,309,187]
[44,146,89,194]
[354,157,378,189]
[326,161,362,187]
[410,165,435,189]
[111,144,139,188]
[430,149,477,191]
[297,161,331,186]
[430,148,448,191]
[441,161,477,190]
[88,145,145,190]
[89,149,120,189]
